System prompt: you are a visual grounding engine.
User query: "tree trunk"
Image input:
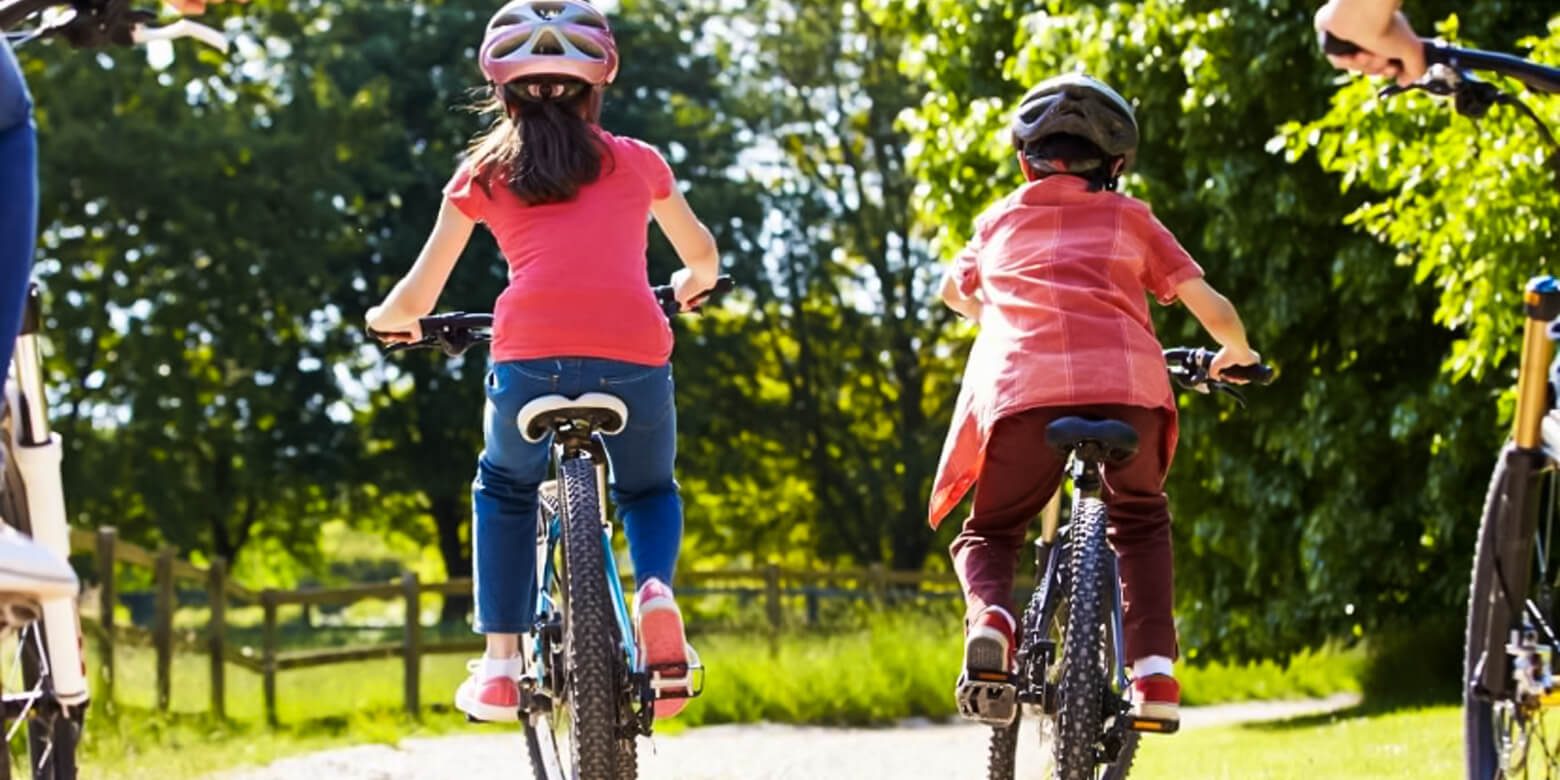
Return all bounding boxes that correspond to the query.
[431,492,472,626]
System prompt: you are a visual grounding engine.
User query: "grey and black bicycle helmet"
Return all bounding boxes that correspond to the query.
[1009,73,1139,172]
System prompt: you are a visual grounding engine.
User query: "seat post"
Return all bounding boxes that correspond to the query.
[1069,453,1105,498]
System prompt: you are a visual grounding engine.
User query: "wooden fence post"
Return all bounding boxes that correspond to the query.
[869,563,887,604]
[208,557,227,720]
[95,527,116,706]
[763,564,782,633]
[402,571,422,719]
[154,546,174,712]
[261,589,278,727]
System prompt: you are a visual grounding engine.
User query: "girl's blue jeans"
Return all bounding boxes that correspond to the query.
[0,36,37,377]
[472,358,683,634]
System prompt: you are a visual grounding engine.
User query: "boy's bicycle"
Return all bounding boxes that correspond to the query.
[376,277,731,780]
[966,348,1271,780]
[1,1,225,777]
[1322,33,1560,780]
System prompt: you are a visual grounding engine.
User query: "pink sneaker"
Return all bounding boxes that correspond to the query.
[636,578,692,719]
[455,659,520,723]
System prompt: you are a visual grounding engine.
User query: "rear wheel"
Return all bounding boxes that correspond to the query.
[1052,499,1137,780]
[556,456,633,779]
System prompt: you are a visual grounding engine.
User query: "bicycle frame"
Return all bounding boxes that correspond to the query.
[6,285,88,708]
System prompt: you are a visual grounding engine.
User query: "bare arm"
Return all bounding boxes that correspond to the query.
[940,269,982,322]
[1174,277,1261,380]
[366,198,476,340]
[165,0,244,14]
[650,188,719,305]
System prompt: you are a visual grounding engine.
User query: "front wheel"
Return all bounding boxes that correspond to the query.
[1,435,79,780]
[1463,449,1560,779]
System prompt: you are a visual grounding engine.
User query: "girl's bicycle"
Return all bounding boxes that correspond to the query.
[966,348,1272,780]
[376,277,730,780]
[1,2,224,777]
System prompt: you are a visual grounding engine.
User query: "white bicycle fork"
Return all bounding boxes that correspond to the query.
[8,314,89,707]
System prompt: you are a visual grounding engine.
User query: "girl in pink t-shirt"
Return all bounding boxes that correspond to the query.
[365,0,719,724]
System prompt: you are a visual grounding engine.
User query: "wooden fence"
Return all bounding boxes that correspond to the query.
[69,527,960,726]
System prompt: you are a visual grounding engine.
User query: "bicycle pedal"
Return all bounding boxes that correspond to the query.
[1125,716,1180,734]
[956,673,1018,726]
[648,644,704,700]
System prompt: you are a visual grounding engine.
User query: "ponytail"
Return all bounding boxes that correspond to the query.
[466,78,612,206]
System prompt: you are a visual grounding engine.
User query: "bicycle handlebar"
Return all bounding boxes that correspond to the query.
[1322,33,1560,96]
[372,276,736,357]
[1164,347,1274,407]
[2,0,228,52]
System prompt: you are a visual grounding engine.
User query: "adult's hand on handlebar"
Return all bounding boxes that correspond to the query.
[1314,3,1427,86]
[1210,345,1262,384]
[164,0,245,15]
[365,305,422,345]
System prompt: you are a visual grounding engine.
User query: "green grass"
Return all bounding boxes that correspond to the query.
[1131,705,1460,778]
[1178,645,1364,706]
[70,612,1370,777]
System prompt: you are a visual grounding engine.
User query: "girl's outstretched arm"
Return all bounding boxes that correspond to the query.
[650,188,719,308]
[366,198,476,341]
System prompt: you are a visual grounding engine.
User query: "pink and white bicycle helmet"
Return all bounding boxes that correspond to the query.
[479,0,619,87]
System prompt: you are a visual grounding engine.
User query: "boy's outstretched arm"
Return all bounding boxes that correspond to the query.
[1174,277,1262,382]
[941,270,983,322]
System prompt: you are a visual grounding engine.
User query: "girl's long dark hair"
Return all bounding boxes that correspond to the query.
[466,79,611,206]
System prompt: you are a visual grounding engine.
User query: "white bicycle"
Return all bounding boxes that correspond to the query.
[0,0,227,775]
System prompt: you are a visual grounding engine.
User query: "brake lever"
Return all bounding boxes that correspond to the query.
[1379,64,1464,100]
[1211,382,1248,409]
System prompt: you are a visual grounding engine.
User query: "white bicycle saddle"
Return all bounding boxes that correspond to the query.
[516,393,630,443]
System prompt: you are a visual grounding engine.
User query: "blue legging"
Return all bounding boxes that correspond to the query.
[0,36,37,375]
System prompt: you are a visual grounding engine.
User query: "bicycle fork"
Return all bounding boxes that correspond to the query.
[7,286,88,706]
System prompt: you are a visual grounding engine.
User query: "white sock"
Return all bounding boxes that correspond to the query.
[1133,654,1174,679]
[481,650,525,680]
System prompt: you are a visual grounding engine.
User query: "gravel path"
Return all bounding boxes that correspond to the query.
[216,693,1359,780]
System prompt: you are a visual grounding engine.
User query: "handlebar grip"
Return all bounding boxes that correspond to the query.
[1320,31,1410,72]
[1321,32,1363,57]
[655,275,735,316]
[1220,362,1276,385]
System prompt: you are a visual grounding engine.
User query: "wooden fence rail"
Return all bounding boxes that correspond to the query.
[67,526,960,725]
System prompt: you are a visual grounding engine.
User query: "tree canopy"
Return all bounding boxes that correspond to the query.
[17,0,1560,655]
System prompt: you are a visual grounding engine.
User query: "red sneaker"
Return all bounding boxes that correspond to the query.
[455,660,520,723]
[1130,674,1181,727]
[636,578,692,719]
[964,606,1016,678]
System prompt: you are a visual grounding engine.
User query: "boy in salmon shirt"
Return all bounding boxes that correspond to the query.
[929,74,1262,728]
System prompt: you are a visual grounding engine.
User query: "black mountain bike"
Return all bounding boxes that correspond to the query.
[374,277,729,780]
[968,348,1272,780]
[1325,32,1560,780]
